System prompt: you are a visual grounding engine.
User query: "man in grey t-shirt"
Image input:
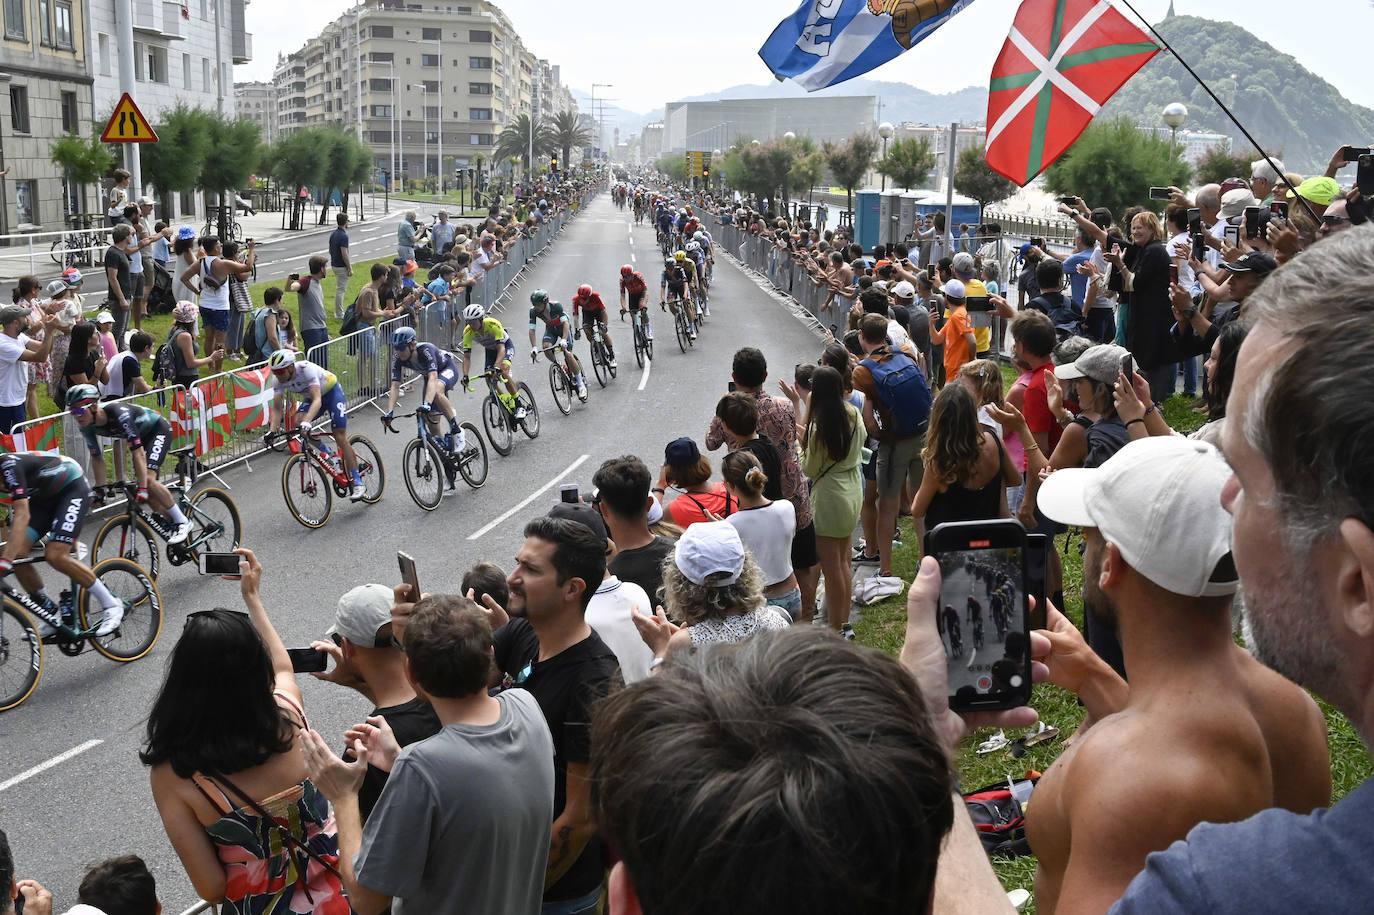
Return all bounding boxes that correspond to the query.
[303,593,554,915]
[288,255,330,368]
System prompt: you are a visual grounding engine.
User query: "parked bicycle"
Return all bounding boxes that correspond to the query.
[274,427,385,529]
[89,447,242,581]
[382,405,489,511]
[540,344,586,416]
[466,368,538,457]
[49,228,99,269]
[202,217,244,241]
[0,553,163,712]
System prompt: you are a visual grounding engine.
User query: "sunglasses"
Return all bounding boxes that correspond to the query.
[1323,215,1350,226]
[70,402,99,416]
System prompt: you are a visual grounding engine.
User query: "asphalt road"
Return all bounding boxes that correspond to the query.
[0,192,829,911]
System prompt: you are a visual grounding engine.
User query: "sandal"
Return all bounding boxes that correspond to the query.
[975,730,1009,755]
[1024,720,1060,748]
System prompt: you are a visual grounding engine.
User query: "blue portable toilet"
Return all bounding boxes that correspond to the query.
[855,189,881,250]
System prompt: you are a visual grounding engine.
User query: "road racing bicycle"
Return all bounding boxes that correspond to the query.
[383,406,488,511]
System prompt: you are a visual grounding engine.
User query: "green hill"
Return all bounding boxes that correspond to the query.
[1101,15,1374,173]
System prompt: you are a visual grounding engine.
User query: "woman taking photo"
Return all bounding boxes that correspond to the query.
[910,384,1021,535]
[142,549,348,914]
[801,365,864,632]
[166,301,224,391]
[58,321,107,406]
[722,450,800,620]
[171,228,199,306]
[1110,211,1175,404]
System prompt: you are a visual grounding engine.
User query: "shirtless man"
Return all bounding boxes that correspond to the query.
[1026,435,1330,914]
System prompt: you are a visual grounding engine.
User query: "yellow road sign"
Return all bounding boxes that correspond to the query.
[100,93,158,144]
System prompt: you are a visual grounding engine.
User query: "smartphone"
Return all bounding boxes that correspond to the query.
[1243,205,1264,240]
[1057,196,1077,205]
[1025,534,1048,632]
[926,520,1031,712]
[1343,146,1371,163]
[1269,201,1289,221]
[926,263,936,280]
[397,551,421,601]
[1148,186,1171,200]
[1224,224,1241,248]
[288,647,329,674]
[727,381,737,393]
[1192,232,1207,262]
[199,551,241,576]
[1120,352,1134,378]
[1169,264,1179,286]
[1186,208,1201,236]
[1359,154,1374,196]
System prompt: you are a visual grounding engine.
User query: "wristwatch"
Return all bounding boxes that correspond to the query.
[1182,305,1198,319]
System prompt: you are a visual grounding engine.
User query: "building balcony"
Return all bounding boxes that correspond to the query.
[233,31,252,65]
[133,0,186,40]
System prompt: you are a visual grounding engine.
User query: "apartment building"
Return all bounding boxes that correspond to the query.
[273,0,576,186]
[0,0,95,232]
[892,122,987,192]
[234,78,275,143]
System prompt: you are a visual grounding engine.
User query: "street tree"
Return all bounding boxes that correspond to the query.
[823,133,879,217]
[551,110,594,172]
[198,115,262,236]
[1045,116,1191,216]
[494,114,555,179]
[1194,144,1254,185]
[49,135,115,217]
[141,104,213,211]
[954,146,1017,216]
[656,155,689,184]
[263,129,327,230]
[317,129,373,224]
[878,136,937,191]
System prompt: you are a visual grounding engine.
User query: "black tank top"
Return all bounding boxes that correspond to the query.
[925,432,1007,530]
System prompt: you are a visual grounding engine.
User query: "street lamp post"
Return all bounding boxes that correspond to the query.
[414,85,430,191]
[1162,102,1188,149]
[405,38,445,194]
[878,121,894,191]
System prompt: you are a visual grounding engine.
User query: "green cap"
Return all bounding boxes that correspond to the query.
[1287,176,1341,207]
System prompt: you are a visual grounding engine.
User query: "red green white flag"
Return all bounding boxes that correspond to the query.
[232,367,274,432]
[984,0,1160,186]
[192,380,230,456]
[2,417,60,454]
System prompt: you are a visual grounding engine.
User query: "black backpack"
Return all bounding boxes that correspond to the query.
[339,298,360,336]
[153,330,182,383]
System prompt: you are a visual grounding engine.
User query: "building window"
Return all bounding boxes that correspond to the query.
[424,105,438,119]
[370,104,391,117]
[97,32,110,76]
[468,133,492,146]
[199,0,206,17]
[9,86,29,134]
[469,29,491,42]
[368,78,391,91]
[60,90,77,133]
[38,0,49,44]
[469,108,491,120]
[468,56,491,69]
[5,0,25,40]
[371,24,392,38]
[420,79,437,93]
[421,53,439,67]
[469,82,491,95]
[146,45,167,84]
[53,0,69,48]
[182,52,191,89]
[369,51,392,62]
[14,179,36,224]
[202,57,210,88]
[421,27,439,40]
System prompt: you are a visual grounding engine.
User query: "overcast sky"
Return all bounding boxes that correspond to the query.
[238,0,1374,115]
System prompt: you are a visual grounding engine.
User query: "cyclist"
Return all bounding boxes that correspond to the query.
[460,303,526,420]
[527,289,587,400]
[660,256,697,341]
[655,206,674,250]
[571,283,617,370]
[380,326,474,455]
[685,242,710,316]
[695,228,715,284]
[0,449,123,636]
[66,384,193,545]
[618,264,653,342]
[265,350,366,501]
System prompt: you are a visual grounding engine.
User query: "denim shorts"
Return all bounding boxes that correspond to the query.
[200,306,230,332]
[767,586,803,621]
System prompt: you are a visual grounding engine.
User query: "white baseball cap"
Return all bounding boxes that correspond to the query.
[326,583,396,647]
[942,279,966,301]
[891,280,916,299]
[1038,437,1239,598]
[674,520,745,586]
[95,310,115,325]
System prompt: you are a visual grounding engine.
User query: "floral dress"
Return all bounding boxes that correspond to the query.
[19,297,48,385]
[189,695,349,915]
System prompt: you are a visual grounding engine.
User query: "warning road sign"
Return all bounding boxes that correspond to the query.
[100,93,158,144]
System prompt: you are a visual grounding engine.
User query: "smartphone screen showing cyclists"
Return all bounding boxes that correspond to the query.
[927,520,1031,712]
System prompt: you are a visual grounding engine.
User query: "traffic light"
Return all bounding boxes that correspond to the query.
[551,155,559,174]
[703,165,710,180]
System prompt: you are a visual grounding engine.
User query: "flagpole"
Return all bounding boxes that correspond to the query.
[1111,0,1319,222]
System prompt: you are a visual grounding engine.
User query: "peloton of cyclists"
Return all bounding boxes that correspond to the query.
[460,303,527,420]
[571,284,617,369]
[266,350,367,501]
[380,326,476,456]
[527,289,588,400]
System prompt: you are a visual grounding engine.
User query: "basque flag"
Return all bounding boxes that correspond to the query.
[760,0,975,92]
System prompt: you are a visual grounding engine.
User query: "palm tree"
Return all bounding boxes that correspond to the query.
[551,109,594,172]
[494,114,555,178]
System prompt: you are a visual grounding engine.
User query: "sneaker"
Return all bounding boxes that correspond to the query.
[976,730,1009,756]
[852,551,880,566]
[839,623,856,641]
[167,520,194,545]
[576,381,588,399]
[442,433,455,452]
[37,618,58,638]
[94,602,125,637]
[514,405,528,421]
[646,327,654,340]
[349,482,367,502]
[608,356,617,368]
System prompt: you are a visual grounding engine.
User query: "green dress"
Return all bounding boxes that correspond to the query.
[802,403,865,538]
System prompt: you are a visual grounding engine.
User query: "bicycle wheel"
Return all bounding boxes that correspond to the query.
[187,488,243,560]
[401,438,444,511]
[49,238,65,266]
[633,323,645,369]
[79,558,163,663]
[516,382,540,439]
[0,602,42,713]
[549,363,572,415]
[456,422,488,489]
[350,435,386,504]
[91,514,161,581]
[674,308,687,353]
[606,341,618,379]
[482,394,513,456]
[591,341,608,387]
[282,453,333,528]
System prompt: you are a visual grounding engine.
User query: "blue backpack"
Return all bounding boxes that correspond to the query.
[862,351,932,439]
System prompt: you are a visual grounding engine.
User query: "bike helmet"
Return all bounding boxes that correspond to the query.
[575,284,593,300]
[674,250,687,262]
[529,289,550,307]
[620,264,634,277]
[686,242,700,253]
[694,231,708,241]
[65,383,100,408]
[391,326,417,347]
[267,349,297,371]
[463,303,486,322]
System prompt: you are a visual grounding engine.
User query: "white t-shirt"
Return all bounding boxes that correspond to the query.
[726,499,797,588]
[102,351,141,399]
[585,576,654,684]
[1168,230,1201,297]
[472,248,497,281]
[0,333,32,406]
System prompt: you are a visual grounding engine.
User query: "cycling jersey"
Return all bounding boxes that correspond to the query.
[462,317,511,352]
[80,403,171,470]
[528,303,570,337]
[270,360,339,398]
[620,273,648,299]
[572,292,608,321]
[0,452,85,502]
[662,265,690,290]
[392,342,457,384]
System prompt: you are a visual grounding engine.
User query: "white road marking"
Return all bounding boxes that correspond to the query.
[0,739,104,792]
[466,454,590,540]
[638,348,652,390]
